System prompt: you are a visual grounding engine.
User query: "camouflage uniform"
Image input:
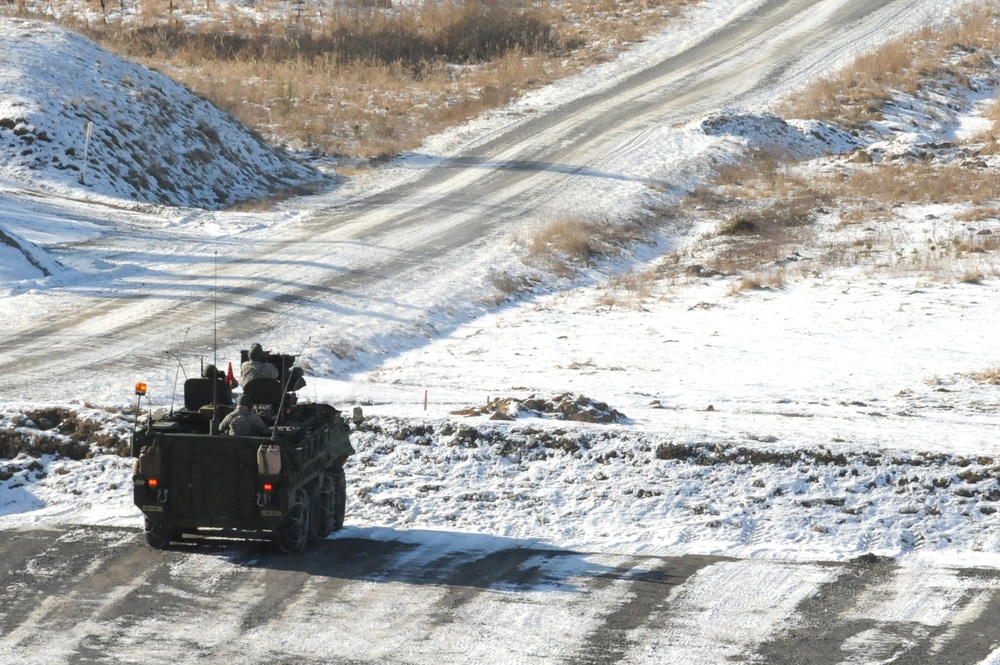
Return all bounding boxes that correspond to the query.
[241,343,279,383]
[219,393,267,436]
[241,360,278,383]
[219,403,268,436]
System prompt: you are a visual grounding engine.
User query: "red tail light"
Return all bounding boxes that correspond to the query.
[263,483,273,492]
[147,477,159,488]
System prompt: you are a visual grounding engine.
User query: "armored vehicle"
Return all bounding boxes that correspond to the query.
[130,348,359,553]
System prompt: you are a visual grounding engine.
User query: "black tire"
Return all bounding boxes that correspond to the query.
[144,517,174,549]
[312,472,336,540]
[332,466,346,531]
[274,489,310,554]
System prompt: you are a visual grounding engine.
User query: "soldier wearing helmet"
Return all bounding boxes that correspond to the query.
[241,342,279,384]
[219,394,268,436]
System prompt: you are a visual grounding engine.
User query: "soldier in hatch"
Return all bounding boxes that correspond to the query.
[241,342,278,383]
[202,364,223,381]
[219,394,268,436]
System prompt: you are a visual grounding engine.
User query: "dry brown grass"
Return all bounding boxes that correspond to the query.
[7,0,695,159]
[486,268,537,304]
[677,155,1000,286]
[836,205,893,227]
[522,211,653,276]
[782,38,914,128]
[596,268,655,308]
[666,6,1000,292]
[959,268,985,284]
[969,366,1000,384]
[526,216,600,267]
[726,267,787,295]
[784,2,1000,129]
[681,181,822,275]
[954,205,1000,223]
[823,163,1000,206]
[821,219,1000,282]
[711,148,799,189]
[953,231,1000,254]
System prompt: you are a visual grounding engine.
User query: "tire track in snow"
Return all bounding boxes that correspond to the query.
[754,559,1000,665]
[0,528,86,643]
[5,527,1000,663]
[752,555,896,665]
[614,559,841,664]
[837,565,1000,665]
[0,527,159,664]
[566,555,722,665]
[425,548,574,624]
[94,541,278,663]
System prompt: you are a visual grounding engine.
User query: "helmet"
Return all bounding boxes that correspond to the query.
[249,343,264,361]
[202,364,218,379]
[236,394,253,408]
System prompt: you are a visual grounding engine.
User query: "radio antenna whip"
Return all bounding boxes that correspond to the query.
[167,327,191,416]
[211,251,219,434]
[271,337,312,439]
[214,251,218,376]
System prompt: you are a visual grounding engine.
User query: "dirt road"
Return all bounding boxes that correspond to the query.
[0,0,948,402]
[1,526,998,664]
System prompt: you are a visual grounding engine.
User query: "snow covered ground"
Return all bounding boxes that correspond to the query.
[2,0,1000,574]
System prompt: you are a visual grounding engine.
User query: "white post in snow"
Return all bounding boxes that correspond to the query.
[79,120,93,185]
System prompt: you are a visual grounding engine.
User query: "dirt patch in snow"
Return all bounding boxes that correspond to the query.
[451,393,627,423]
[0,408,130,461]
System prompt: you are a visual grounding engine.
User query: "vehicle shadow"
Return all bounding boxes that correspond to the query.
[406,154,653,185]
[178,526,704,594]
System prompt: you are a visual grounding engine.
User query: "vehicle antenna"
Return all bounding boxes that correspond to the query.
[214,252,218,373]
[167,327,191,416]
[211,251,219,435]
[167,352,178,415]
[271,337,311,439]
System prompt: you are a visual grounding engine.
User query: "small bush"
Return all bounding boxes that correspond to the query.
[970,366,1000,384]
[330,340,358,362]
[959,269,985,284]
[488,268,535,302]
[440,9,556,61]
[719,218,758,236]
[727,268,786,295]
[597,269,654,308]
[955,206,1000,224]
[527,216,600,265]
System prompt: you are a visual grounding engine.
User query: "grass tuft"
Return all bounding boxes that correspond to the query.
[527,216,600,266]
[969,366,1000,384]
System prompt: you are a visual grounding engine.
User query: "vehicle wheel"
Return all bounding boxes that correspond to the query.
[274,488,310,554]
[312,472,336,540]
[332,466,347,531]
[144,517,174,549]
